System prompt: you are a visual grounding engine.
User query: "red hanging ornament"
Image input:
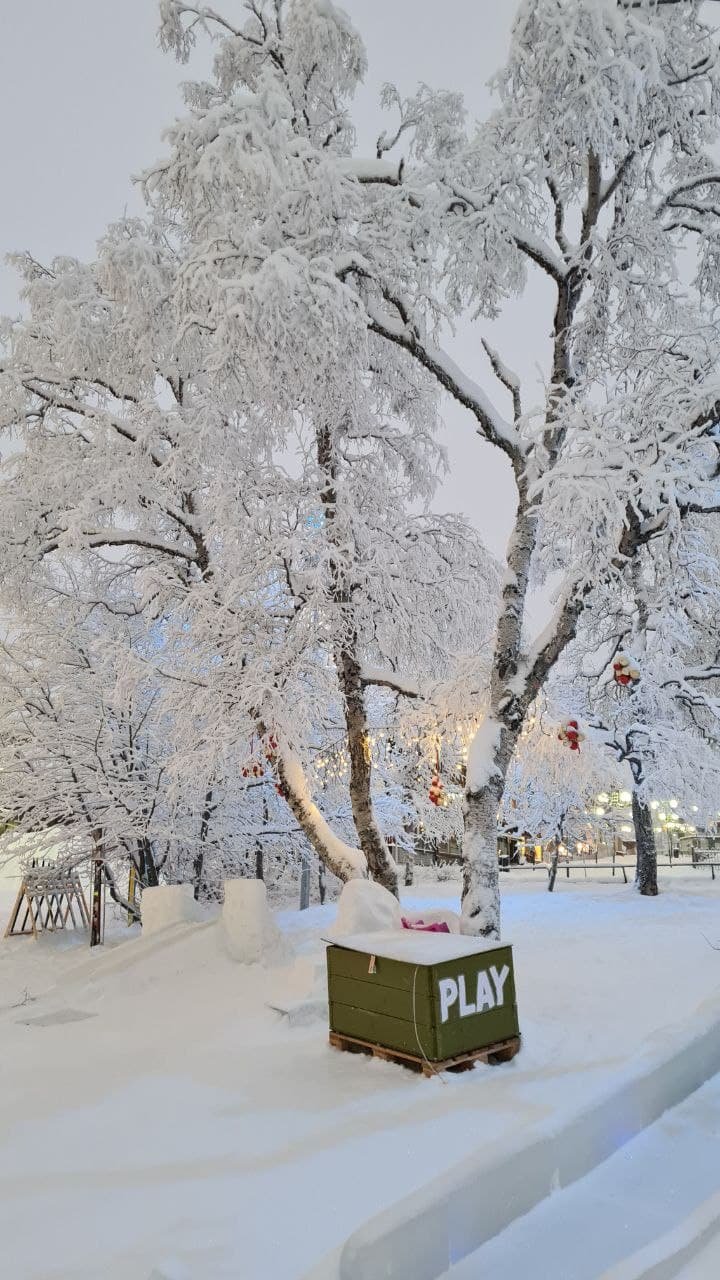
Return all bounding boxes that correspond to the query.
[558,719,586,753]
[429,774,445,806]
[612,654,640,688]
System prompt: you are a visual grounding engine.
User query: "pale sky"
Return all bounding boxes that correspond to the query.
[0,0,539,558]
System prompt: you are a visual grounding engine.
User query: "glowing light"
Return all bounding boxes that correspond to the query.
[692,806,699,813]
[619,791,632,805]
[669,799,679,809]
[594,807,606,817]
[658,812,667,821]
[650,801,659,811]
[597,793,610,804]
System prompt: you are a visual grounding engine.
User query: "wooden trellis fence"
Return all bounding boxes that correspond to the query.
[3,860,91,939]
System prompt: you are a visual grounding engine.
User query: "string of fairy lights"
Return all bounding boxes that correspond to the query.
[590,792,701,837]
[310,721,476,806]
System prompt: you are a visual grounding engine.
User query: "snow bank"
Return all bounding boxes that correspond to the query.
[329,879,402,937]
[221,878,289,966]
[141,885,203,937]
[600,1191,720,1280]
[334,993,720,1280]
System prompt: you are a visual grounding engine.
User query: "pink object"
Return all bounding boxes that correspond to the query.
[401,917,451,933]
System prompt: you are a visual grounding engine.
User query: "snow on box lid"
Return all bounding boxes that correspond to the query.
[325,930,510,966]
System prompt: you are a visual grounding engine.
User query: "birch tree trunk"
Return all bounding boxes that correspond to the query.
[461,241,587,934]
[462,497,537,936]
[632,789,659,897]
[274,744,367,884]
[630,561,658,897]
[193,785,214,901]
[316,423,399,897]
[337,643,399,895]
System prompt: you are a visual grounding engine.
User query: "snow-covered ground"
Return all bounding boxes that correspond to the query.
[2,871,720,1280]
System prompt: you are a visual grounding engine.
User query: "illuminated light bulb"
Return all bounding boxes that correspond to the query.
[619,791,632,804]
[597,793,610,804]
[669,799,679,809]
[594,807,605,817]
[658,812,667,821]
[650,801,659,811]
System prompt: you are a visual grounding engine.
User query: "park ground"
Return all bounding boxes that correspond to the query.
[2,869,720,1280]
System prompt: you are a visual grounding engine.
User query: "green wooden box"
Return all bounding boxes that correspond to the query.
[327,930,520,1063]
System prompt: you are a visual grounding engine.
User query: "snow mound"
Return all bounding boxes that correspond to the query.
[330,879,402,937]
[141,885,203,937]
[221,878,289,965]
[401,908,461,934]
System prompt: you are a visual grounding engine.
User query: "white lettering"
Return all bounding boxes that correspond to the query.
[475,970,496,1011]
[439,977,458,1023]
[490,964,510,1007]
[458,974,476,1017]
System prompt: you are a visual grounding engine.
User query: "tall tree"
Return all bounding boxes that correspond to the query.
[157,0,720,934]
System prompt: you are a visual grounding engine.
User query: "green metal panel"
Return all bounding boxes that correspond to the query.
[327,940,520,1063]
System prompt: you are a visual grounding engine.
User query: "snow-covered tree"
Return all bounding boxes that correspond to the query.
[563,519,720,894]
[0,217,497,894]
[152,0,720,936]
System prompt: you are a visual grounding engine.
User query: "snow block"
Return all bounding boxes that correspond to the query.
[330,879,402,937]
[141,885,202,937]
[221,878,288,965]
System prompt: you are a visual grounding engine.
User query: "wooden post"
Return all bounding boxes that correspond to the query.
[127,864,138,926]
[299,851,310,911]
[90,829,105,948]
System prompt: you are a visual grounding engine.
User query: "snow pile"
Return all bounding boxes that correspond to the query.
[141,885,203,937]
[329,879,402,937]
[220,878,289,965]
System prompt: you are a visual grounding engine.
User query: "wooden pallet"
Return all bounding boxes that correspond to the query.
[329,1030,521,1077]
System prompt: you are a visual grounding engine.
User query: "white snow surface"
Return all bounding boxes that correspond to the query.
[2,872,720,1279]
[329,929,507,964]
